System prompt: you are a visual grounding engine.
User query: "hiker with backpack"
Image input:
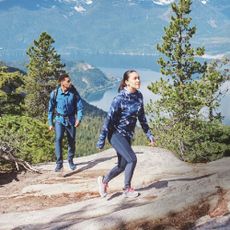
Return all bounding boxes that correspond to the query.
[48,73,83,172]
[96,70,155,198]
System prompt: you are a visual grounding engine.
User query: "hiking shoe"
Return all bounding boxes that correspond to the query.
[97,176,108,198]
[55,164,63,172]
[69,162,77,171]
[123,187,139,198]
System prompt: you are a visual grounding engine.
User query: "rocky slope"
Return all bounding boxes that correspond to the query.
[0,146,229,229]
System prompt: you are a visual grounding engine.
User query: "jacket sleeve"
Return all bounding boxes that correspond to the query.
[96,96,121,149]
[138,100,154,142]
[48,91,55,126]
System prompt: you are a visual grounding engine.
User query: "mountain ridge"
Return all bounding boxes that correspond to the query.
[0,0,229,67]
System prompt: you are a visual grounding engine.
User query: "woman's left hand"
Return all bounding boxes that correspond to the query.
[149,139,156,147]
[75,120,80,127]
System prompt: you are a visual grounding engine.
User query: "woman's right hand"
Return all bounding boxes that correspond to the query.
[149,137,156,147]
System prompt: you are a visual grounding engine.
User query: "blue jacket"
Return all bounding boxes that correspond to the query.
[48,86,83,126]
[97,88,154,148]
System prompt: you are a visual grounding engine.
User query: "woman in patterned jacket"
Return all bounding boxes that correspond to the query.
[96,70,155,198]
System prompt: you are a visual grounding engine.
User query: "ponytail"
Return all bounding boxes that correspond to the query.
[118,79,126,92]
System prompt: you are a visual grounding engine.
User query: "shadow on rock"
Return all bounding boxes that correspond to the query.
[63,156,116,178]
[0,171,19,186]
[138,180,168,191]
[138,173,215,192]
[107,192,123,201]
[168,173,216,182]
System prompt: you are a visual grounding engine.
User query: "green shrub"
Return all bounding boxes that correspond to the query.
[152,119,230,163]
[75,116,109,157]
[0,115,55,164]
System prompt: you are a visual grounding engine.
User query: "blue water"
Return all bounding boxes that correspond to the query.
[89,67,230,125]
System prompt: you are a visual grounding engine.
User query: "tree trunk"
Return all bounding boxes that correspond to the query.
[0,142,41,173]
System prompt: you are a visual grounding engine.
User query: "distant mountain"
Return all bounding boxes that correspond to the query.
[0,61,106,115]
[68,61,118,100]
[0,61,26,74]
[0,0,229,67]
[82,98,106,117]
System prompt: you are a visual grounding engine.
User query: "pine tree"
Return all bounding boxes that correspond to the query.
[147,0,230,162]
[0,65,25,116]
[24,32,65,119]
[148,0,207,123]
[201,57,229,121]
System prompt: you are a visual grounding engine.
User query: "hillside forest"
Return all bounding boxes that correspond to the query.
[0,0,230,173]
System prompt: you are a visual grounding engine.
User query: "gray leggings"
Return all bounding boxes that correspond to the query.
[103,132,137,189]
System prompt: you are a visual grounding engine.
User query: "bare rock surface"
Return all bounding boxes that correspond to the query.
[0,146,229,229]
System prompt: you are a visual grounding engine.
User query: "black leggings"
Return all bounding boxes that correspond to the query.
[103,132,137,189]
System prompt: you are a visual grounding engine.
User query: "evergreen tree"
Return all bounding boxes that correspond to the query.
[201,57,229,121]
[0,66,24,116]
[147,0,230,162]
[148,0,207,123]
[24,32,65,120]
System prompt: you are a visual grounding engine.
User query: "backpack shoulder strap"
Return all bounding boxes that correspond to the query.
[70,85,79,114]
[52,85,60,107]
[70,85,79,100]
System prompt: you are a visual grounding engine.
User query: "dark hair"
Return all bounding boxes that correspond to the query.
[118,70,137,92]
[58,73,70,83]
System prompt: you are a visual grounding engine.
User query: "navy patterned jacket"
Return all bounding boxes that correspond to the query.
[97,88,154,149]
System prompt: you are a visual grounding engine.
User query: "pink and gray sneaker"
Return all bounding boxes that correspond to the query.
[97,176,108,198]
[123,187,139,198]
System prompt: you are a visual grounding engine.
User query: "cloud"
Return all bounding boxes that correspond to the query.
[201,53,226,59]
[152,0,209,6]
[62,0,77,3]
[208,19,217,28]
[201,0,209,4]
[74,5,86,13]
[60,0,93,4]
[85,0,93,4]
[152,0,175,6]
[159,8,171,22]
[203,37,230,45]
